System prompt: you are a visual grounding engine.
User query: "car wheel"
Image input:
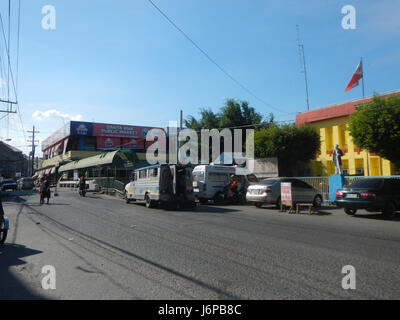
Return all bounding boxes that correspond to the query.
[382,202,396,219]
[275,196,281,209]
[124,191,130,203]
[213,193,224,205]
[0,218,8,245]
[345,208,357,215]
[255,202,263,208]
[145,194,155,208]
[313,195,323,208]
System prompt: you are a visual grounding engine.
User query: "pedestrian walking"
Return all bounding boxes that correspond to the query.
[39,176,51,205]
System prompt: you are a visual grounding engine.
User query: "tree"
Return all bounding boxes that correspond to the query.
[184,99,263,130]
[254,123,320,176]
[218,99,263,128]
[348,94,400,167]
[184,99,265,163]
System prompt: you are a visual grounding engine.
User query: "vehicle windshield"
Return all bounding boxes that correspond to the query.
[246,174,259,183]
[259,179,279,186]
[349,179,383,189]
[192,171,205,182]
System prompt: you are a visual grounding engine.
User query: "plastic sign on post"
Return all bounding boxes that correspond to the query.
[281,182,292,207]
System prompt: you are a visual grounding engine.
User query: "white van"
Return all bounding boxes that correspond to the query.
[125,164,196,208]
[192,165,258,204]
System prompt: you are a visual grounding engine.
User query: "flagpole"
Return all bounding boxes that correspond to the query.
[361,56,370,175]
[361,57,365,99]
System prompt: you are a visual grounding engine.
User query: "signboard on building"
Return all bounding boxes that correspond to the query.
[281,182,292,207]
[42,121,162,153]
[96,137,120,150]
[70,121,93,136]
[92,123,150,139]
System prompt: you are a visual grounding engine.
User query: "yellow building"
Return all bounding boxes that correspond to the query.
[296,90,400,177]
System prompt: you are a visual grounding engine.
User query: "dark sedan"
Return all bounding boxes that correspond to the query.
[335,178,400,219]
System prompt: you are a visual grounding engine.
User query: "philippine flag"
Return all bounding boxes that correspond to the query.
[344,60,363,92]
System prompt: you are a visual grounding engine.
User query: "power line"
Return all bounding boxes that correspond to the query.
[0,3,26,150]
[0,12,18,105]
[145,0,290,115]
[15,0,21,93]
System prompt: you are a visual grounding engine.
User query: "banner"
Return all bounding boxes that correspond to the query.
[122,137,140,149]
[93,123,152,139]
[70,121,93,136]
[281,182,292,207]
[96,137,121,149]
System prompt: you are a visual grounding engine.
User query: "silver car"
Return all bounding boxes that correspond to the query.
[246,178,323,208]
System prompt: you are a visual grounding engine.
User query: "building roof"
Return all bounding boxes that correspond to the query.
[58,150,136,172]
[0,141,24,161]
[296,89,400,126]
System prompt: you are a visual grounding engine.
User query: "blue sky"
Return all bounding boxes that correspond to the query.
[0,0,399,154]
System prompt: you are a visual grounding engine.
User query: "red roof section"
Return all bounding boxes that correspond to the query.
[296,90,400,126]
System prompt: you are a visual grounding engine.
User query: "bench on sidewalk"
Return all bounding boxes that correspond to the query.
[295,203,319,215]
[280,203,319,215]
[279,204,295,214]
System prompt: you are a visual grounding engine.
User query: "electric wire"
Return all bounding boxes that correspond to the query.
[145,0,292,116]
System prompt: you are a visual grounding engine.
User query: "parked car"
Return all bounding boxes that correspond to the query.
[192,164,258,204]
[334,178,400,219]
[246,178,323,208]
[17,177,34,190]
[1,179,17,191]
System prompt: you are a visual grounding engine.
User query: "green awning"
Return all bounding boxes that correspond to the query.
[58,150,136,172]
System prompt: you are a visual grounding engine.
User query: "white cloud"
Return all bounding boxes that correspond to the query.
[32,109,83,122]
[0,77,6,88]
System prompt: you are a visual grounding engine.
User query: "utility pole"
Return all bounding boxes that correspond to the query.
[180,110,183,131]
[27,126,39,176]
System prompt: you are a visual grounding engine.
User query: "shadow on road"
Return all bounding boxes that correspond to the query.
[194,205,241,214]
[25,203,71,207]
[82,195,105,199]
[127,202,241,213]
[352,212,400,221]
[0,244,44,300]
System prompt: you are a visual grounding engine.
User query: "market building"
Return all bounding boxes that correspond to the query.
[38,121,161,178]
[296,89,400,177]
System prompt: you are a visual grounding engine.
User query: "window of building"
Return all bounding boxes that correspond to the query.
[338,124,348,148]
[325,127,333,151]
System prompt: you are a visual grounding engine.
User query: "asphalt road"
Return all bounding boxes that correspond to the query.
[1,190,400,300]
